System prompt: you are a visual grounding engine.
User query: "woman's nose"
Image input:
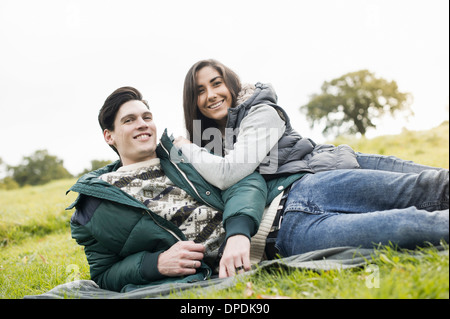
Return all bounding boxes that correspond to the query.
[207,88,217,101]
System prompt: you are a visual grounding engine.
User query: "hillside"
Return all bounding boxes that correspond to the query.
[331,121,449,169]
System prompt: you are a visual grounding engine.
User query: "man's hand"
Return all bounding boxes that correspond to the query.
[174,136,192,148]
[157,241,205,276]
[219,235,251,278]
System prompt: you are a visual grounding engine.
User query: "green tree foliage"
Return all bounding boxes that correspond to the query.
[0,176,19,190]
[9,150,73,187]
[301,70,413,137]
[78,159,113,177]
[0,157,19,190]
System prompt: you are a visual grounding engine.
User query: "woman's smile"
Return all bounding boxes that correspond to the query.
[208,100,224,109]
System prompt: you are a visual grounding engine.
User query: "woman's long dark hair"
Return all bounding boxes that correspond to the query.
[183,59,241,148]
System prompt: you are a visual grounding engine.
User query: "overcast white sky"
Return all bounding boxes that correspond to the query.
[0,0,448,176]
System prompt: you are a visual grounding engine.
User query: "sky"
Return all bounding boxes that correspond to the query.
[0,0,448,176]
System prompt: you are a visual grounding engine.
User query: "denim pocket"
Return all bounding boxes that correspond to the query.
[284,175,325,215]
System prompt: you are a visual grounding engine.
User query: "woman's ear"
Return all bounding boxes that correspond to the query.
[103,129,115,146]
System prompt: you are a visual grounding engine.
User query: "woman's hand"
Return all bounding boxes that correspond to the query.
[219,235,251,278]
[157,241,205,276]
[174,136,192,148]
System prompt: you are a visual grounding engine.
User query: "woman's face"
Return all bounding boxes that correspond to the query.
[195,66,233,127]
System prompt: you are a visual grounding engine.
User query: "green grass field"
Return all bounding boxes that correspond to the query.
[1,122,448,299]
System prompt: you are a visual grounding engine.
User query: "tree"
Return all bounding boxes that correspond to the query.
[300,70,413,137]
[0,158,19,190]
[9,149,73,187]
[78,159,113,177]
[0,176,19,190]
[0,157,4,176]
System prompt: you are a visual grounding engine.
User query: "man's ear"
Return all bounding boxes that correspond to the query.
[104,129,115,146]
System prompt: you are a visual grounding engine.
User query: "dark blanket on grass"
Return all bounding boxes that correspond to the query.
[23,246,445,299]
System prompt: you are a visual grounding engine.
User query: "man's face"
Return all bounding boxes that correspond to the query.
[104,100,157,166]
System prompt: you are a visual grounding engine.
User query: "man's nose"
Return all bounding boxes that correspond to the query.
[136,117,149,128]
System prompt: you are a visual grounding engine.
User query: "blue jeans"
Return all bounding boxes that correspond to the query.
[276,154,449,255]
[355,152,443,173]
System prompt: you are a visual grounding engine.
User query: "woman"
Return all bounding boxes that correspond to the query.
[175,59,449,275]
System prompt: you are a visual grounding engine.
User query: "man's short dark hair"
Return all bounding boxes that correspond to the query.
[98,86,149,131]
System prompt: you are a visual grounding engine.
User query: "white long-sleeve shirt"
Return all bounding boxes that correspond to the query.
[180,104,286,190]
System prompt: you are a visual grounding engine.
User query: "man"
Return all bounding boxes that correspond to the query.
[69,87,291,292]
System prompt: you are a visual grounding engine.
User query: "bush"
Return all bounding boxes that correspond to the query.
[0,177,19,190]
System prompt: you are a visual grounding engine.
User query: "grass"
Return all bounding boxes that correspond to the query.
[332,121,449,169]
[0,122,449,299]
[0,232,90,298]
[0,179,90,298]
[0,179,78,246]
[173,244,449,299]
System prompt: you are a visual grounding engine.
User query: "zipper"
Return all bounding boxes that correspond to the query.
[159,141,216,208]
[145,209,182,242]
[159,141,216,280]
[146,208,211,280]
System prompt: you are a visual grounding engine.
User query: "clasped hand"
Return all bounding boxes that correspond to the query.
[173,136,191,148]
[157,235,251,278]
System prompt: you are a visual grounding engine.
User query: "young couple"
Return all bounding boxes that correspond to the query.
[70,59,449,292]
